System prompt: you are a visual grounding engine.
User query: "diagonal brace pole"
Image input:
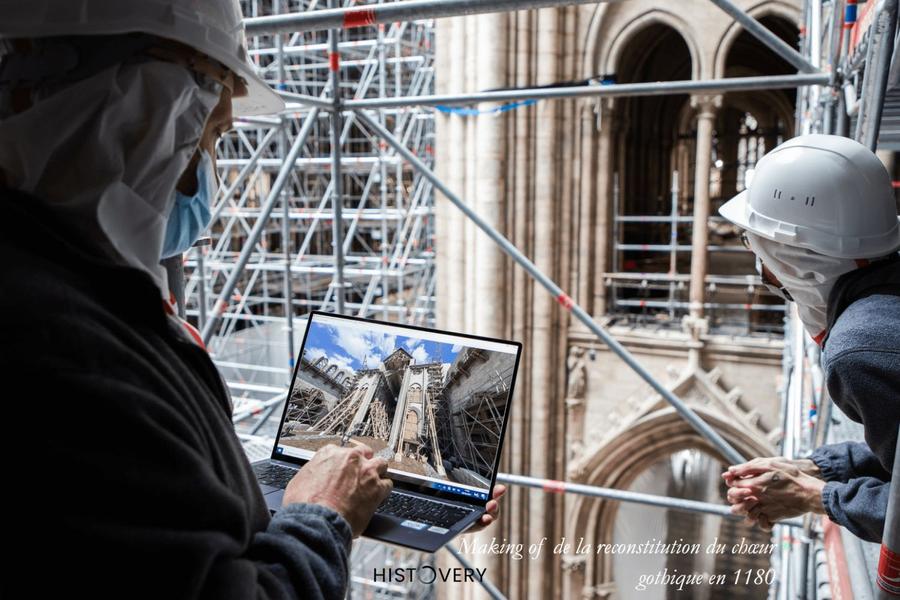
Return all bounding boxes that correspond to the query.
[201,107,321,346]
[708,0,818,73]
[354,108,746,465]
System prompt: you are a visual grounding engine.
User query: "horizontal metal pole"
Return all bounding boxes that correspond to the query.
[497,473,804,527]
[615,243,745,252]
[355,108,746,465]
[245,0,617,36]
[613,299,786,312]
[343,73,830,109]
[232,394,285,424]
[277,91,333,110]
[603,272,761,284]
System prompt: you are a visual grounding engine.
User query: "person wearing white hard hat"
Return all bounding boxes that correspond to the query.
[716,134,899,544]
[0,1,461,597]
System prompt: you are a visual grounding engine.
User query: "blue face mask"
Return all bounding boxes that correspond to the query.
[161,149,217,259]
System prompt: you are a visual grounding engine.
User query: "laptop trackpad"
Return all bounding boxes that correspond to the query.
[264,488,285,512]
[259,483,280,495]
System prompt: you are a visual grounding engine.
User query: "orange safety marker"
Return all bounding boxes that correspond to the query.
[542,480,566,494]
[879,544,900,596]
[556,293,574,311]
[343,8,376,29]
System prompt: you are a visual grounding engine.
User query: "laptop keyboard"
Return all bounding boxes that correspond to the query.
[254,462,473,529]
[376,491,473,529]
[253,461,298,488]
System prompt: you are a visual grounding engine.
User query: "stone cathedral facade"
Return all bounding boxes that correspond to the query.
[432,1,803,598]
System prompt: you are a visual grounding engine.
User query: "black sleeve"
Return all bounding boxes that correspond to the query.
[821,478,889,543]
[809,442,892,483]
[10,369,352,600]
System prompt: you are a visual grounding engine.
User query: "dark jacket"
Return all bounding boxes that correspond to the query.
[0,187,352,599]
[809,257,900,543]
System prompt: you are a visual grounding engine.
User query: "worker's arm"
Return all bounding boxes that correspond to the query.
[11,369,353,600]
[809,441,892,483]
[818,332,898,543]
[821,477,890,543]
[822,340,899,475]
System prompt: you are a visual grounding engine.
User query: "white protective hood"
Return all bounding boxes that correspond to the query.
[0,59,220,296]
[746,231,861,343]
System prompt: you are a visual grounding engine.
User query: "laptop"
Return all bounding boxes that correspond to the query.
[252,310,522,553]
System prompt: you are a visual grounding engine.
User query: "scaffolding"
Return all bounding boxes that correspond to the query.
[173,0,900,597]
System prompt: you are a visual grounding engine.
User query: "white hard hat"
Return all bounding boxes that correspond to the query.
[719,134,900,258]
[0,0,285,116]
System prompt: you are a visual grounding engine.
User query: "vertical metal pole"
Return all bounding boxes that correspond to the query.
[328,0,347,315]
[668,170,679,320]
[876,424,900,598]
[836,0,855,136]
[197,246,207,331]
[378,19,390,320]
[689,96,718,320]
[277,0,295,372]
[394,25,405,320]
[611,172,620,314]
[854,1,881,142]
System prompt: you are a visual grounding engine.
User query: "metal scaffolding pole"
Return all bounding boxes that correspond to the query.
[245,0,617,36]
[276,0,296,372]
[876,425,900,599]
[328,3,347,315]
[860,0,898,151]
[201,107,321,346]
[344,73,830,109]
[497,473,804,527]
[708,0,819,73]
[354,108,747,465]
[445,544,507,600]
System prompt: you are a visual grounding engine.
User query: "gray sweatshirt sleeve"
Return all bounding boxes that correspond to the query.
[247,503,353,600]
[821,478,889,543]
[809,442,891,483]
[817,304,899,544]
[808,443,890,542]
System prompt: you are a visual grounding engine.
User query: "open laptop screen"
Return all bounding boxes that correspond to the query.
[273,311,521,503]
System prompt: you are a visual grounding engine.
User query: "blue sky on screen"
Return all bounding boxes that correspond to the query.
[303,321,464,373]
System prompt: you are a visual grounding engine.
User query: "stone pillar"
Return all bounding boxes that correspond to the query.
[505,11,533,600]
[576,100,596,310]
[473,13,507,339]
[446,18,467,329]
[527,8,561,598]
[433,18,453,329]
[688,94,721,319]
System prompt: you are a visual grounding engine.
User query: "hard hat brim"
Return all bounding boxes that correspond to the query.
[228,61,286,117]
[720,188,900,258]
[718,190,752,231]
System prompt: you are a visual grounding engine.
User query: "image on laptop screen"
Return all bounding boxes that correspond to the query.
[274,313,519,501]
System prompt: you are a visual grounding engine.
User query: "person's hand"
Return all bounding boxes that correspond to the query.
[283,443,393,537]
[722,457,822,487]
[466,484,507,533]
[721,457,825,530]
